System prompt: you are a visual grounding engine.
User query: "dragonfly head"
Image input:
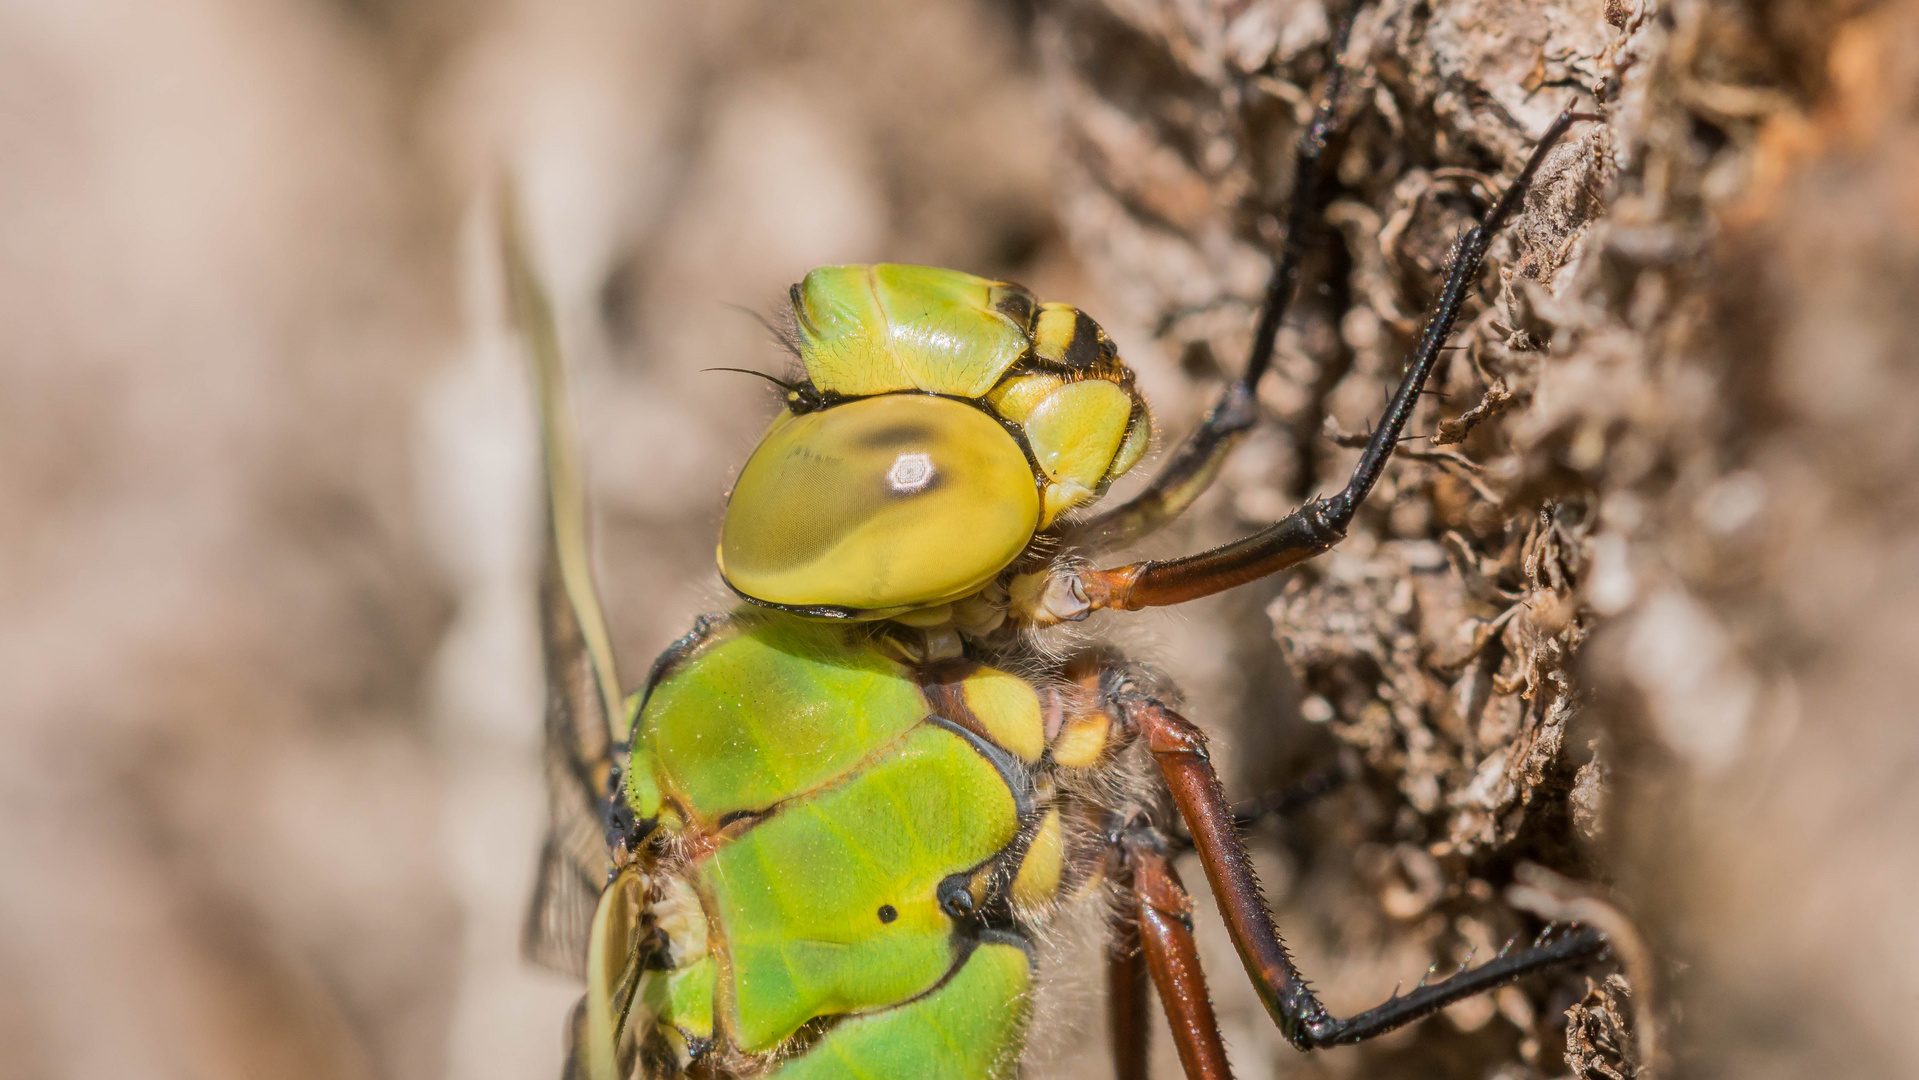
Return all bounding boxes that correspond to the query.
[717,264,1150,619]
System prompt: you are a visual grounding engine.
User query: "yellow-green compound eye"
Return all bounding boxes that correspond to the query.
[719,395,1041,614]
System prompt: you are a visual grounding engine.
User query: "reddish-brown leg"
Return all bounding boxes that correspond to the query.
[1107,871,1152,1080]
[1122,832,1236,1080]
[1125,697,1608,1050]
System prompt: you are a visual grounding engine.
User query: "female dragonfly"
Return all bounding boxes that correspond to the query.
[509,27,1607,1079]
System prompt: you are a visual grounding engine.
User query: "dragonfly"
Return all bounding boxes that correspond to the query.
[507,24,1608,1080]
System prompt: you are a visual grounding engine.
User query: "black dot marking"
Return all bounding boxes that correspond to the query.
[877,904,898,924]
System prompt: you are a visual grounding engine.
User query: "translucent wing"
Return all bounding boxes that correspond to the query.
[503,191,629,979]
[565,865,650,1079]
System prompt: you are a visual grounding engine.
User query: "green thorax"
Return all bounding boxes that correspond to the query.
[623,611,1038,1076]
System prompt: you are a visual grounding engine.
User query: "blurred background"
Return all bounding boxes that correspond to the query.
[2,1,1915,1079]
[0,1,1113,1076]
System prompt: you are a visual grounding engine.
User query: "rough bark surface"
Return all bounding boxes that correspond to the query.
[1040,2,1919,1079]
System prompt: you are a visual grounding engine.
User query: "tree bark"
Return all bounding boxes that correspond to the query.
[1041,1,1919,1077]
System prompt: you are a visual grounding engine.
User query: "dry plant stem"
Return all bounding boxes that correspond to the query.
[1508,863,1660,1077]
[1433,380,1516,445]
[1322,419,1504,502]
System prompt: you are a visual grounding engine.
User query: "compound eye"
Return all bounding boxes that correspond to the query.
[719,394,1041,613]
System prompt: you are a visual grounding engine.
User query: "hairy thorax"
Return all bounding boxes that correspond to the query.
[618,611,1158,1078]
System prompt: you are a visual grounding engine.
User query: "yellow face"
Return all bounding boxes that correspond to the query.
[718,394,1041,615]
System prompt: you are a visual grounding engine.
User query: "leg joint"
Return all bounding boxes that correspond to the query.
[1211,379,1261,436]
[1305,492,1355,543]
[1117,695,1210,759]
[1119,831,1195,923]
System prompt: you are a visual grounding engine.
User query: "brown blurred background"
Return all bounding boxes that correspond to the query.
[0,1,1073,1076]
[2,1,1915,1079]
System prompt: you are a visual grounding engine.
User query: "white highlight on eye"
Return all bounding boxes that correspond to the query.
[887,452,936,493]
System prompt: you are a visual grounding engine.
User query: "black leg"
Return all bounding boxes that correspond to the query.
[1230,766,1348,828]
[1125,696,1607,1050]
[1047,107,1600,620]
[1066,4,1357,554]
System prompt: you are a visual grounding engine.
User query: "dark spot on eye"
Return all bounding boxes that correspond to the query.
[877,904,898,924]
[856,422,936,450]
